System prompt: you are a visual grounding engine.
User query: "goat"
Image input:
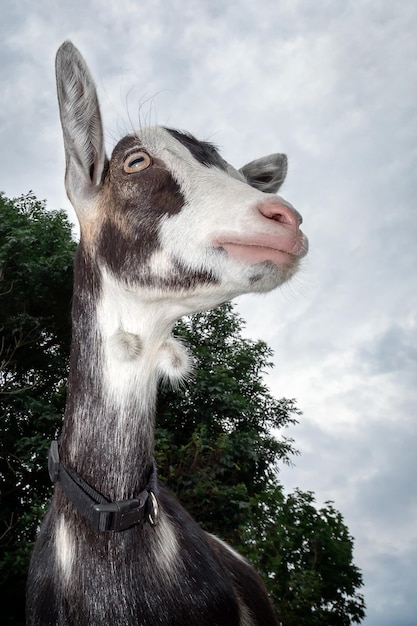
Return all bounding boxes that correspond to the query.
[26,41,308,625]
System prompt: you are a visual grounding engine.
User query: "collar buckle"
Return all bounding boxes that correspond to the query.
[92,497,148,532]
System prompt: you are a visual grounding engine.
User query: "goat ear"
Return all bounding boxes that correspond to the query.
[239,153,288,193]
[55,41,108,216]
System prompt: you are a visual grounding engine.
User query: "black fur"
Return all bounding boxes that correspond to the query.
[165,128,228,171]
[27,486,279,625]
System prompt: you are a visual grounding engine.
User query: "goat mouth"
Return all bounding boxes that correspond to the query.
[213,234,306,266]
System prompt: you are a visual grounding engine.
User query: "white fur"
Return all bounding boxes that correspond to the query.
[209,533,248,564]
[97,268,188,386]
[239,603,256,626]
[157,338,193,384]
[153,513,180,580]
[111,329,143,361]
[137,127,306,297]
[55,516,74,585]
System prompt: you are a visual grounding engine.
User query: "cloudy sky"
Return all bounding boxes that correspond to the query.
[1,1,416,623]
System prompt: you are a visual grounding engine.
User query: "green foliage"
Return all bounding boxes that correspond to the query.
[156,304,300,545]
[0,192,76,622]
[242,487,366,624]
[0,192,365,625]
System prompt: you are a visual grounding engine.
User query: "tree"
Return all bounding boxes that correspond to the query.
[155,308,365,623]
[0,192,76,622]
[0,193,365,624]
[242,487,366,624]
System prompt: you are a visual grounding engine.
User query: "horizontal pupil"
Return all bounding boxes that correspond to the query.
[129,156,144,166]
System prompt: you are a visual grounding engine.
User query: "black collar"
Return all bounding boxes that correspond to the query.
[48,441,159,532]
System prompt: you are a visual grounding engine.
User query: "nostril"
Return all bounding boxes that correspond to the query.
[257,200,302,227]
[272,210,292,225]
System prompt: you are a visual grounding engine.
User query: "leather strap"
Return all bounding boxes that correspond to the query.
[48,441,158,532]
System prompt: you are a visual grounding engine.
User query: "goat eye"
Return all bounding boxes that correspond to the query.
[123,151,151,173]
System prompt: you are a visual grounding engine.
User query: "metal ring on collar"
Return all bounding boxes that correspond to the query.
[148,491,159,526]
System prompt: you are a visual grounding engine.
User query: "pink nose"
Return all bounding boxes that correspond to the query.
[257,199,302,227]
